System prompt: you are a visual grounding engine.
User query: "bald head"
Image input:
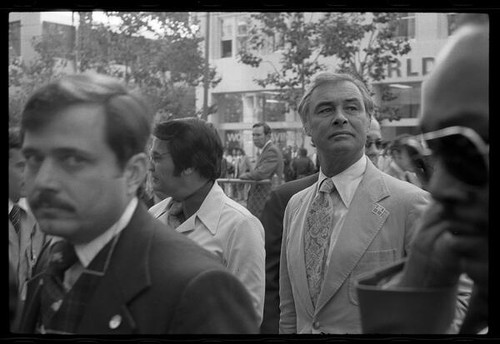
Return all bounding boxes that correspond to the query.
[421,22,489,140]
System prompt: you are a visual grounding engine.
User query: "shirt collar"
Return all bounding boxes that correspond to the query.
[261,140,272,151]
[318,155,367,207]
[9,197,30,214]
[181,182,223,236]
[73,197,138,268]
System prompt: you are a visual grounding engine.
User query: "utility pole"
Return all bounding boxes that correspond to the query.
[202,12,210,120]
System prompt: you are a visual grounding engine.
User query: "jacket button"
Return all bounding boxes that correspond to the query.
[109,314,122,329]
[313,321,320,330]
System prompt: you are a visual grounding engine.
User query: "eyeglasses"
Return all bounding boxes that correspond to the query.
[365,138,383,149]
[149,152,168,164]
[409,126,489,186]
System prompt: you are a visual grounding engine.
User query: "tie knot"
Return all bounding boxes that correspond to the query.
[167,200,184,217]
[49,240,78,274]
[319,178,335,194]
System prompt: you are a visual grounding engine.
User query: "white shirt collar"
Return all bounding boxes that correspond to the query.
[72,197,138,268]
[9,197,30,214]
[181,182,224,235]
[318,155,367,207]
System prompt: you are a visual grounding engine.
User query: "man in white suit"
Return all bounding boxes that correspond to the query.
[279,72,430,334]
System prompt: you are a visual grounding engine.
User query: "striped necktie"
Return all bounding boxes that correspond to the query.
[9,204,22,234]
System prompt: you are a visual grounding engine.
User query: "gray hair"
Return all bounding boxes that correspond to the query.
[297,72,375,123]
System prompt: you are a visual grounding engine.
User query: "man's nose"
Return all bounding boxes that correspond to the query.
[332,110,348,126]
[32,158,61,192]
[428,161,469,205]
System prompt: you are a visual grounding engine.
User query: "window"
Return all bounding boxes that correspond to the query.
[220,18,233,58]
[394,13,416,39]
[215,93,243,123]
[9,21,21,58]
[447,13,459,36]
[377,82,422,119]
[236,17,249,52]
[259,92,287,122]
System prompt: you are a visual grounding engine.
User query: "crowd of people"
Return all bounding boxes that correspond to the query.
[9,13,488,336]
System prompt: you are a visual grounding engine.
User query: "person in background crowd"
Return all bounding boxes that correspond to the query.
[9,127,48,328]
[282,146,294,182]
[279,72,430,334]
[233,147,252,201]
[385,134,432,189]
[17,73,258,334]
[357,13,488,334]
[365,117,383,168]
[240,122,284,218]
[291,147,316,180]
[148,118,266,325]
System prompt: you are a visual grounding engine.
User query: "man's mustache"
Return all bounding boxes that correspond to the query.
[29,192,75,212]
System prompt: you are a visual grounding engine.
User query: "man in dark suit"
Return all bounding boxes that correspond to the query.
[16,73,258,334]
[259,172,318,334]
[240,122,284,218]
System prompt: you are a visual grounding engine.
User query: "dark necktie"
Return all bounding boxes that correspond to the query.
[40,240,78,326]
[304,178,336,307]
[166,200,185,229]
[9,204,22,234]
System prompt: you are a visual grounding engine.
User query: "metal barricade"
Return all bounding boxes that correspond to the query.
[217,178,272,218]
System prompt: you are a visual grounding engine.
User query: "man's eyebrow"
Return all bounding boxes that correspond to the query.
[344,98,362,103]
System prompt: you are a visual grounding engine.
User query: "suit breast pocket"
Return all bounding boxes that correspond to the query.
[348,249,397,306]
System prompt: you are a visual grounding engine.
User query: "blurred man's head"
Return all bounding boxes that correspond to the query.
[21,73,151,244]
[149,118,223,200]
[365,117,382,167]
[252,122,272,149]
[420,15,488,236]
[9,127,25,203]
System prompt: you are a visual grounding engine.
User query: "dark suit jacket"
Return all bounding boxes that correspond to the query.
[17,203,259,334]
[242,142,284,218]
[259,173,318,334]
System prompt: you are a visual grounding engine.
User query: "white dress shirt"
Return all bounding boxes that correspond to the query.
[316,155,367,269]
[149,182,266,325]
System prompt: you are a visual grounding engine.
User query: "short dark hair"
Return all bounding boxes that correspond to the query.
[298,72,374,123]
[253,122,272,136]
[153,118,223,181]
[21,73,152,170]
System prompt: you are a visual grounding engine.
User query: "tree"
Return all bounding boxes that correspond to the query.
[238,12,411,122]
[9,11,221,126]
[75,12,221,118]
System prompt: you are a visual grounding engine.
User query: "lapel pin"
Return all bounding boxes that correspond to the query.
[109,314,122,329]
[372,203,386,217]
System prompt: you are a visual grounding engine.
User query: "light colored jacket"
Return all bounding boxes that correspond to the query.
[279,159,430,334]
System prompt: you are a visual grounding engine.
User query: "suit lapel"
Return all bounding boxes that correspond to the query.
[288,184,317,316]
[77,204,153,334]
[17,240,52,333]
[315,162,390,312]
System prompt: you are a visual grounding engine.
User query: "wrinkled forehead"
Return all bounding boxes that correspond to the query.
[420,24,489,141]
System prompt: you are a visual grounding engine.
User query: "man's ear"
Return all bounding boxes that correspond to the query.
[181,167,195,176]
[123,152,148,196]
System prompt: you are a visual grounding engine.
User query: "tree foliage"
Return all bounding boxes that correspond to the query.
[9,11,220,126]
[238,12,412,121]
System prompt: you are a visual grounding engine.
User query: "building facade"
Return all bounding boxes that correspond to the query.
[194,12,460,159]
